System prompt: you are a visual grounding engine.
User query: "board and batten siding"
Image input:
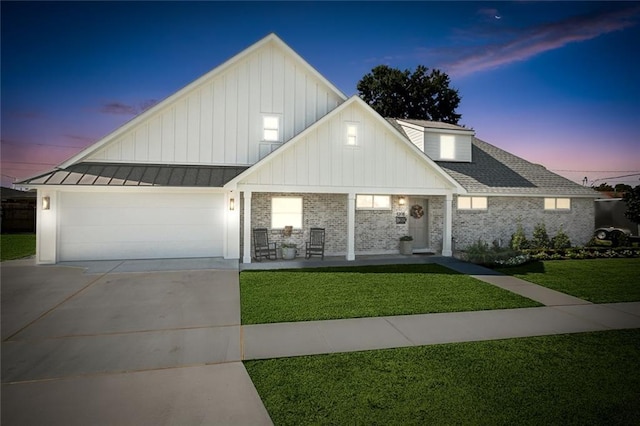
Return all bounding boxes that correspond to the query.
[241,102,452,190]
[87,41,343,166]
[423,131,472,162]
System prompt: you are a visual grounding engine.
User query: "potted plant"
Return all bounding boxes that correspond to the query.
[399,235,413,255]
[281,242,297,260]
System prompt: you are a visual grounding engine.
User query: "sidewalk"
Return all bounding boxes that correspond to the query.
[242,302,640,360]
[241,258,640,360]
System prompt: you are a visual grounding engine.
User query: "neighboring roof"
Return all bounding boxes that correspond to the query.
[58,33,348,169]
[1,187,36,200]
[397,119,472,132]
[18,163,248,187]
[438,138,600,197]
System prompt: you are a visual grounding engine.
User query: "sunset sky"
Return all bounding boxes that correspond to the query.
[2,1,639,188]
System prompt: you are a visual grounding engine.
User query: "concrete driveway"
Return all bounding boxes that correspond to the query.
[1,258,272,425]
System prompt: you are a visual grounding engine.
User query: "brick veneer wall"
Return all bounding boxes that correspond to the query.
[239,193,592,258]
[452,196,595,249]
[240,193,431,257]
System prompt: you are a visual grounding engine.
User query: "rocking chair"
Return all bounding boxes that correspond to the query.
[253,228,277,261]
[305,228,325,259]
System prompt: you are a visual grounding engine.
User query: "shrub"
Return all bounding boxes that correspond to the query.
[465,240,529,267]
[510,222,529,250]
[531,223,550,249]
[551,228,572,250]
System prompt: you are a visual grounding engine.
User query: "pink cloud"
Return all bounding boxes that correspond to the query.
[446,5,640,77]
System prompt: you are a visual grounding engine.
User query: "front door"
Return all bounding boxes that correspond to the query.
[408,198,429,250]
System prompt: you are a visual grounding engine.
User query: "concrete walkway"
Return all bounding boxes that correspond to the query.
[1,258,272,426]
[241,256,640,360]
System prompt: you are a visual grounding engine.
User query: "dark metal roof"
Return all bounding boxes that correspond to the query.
[18,163,249,187]
[438,138,600,196]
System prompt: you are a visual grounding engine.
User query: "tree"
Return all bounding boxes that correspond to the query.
[615,183,632,194]
[357,65,461,124]
[623,185,640,224]
[592,183,614,192]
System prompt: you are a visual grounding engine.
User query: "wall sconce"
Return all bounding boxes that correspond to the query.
[229,198,235,211]
[42,196,51,210]
[399,196,406,206]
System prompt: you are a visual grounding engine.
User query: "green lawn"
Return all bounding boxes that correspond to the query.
[1,234,36,261]
[497,258,640,303]
[240,264,540,324]
[245,329,640,425]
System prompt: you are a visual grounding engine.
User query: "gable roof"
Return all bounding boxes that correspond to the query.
[225,96,465,192]
[438,138,600,197]
[58,33,348,169]
[18,163,247,187]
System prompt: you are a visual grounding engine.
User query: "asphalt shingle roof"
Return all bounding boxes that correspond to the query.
[19,163,249,187]
[398,119,472,132]
[438,138,600,196]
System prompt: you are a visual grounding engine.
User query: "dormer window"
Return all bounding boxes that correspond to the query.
[440,135,455,160]
[263,115,280,142]
[346,123,358,146]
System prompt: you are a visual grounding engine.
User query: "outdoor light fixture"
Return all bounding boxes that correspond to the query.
[42,196,50,210]
[399,196,406,206]
[229,198,235,211]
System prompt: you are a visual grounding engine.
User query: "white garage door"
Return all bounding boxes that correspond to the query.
[59,192,225,261]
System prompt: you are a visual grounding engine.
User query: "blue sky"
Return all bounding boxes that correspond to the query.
[2,1,639,188]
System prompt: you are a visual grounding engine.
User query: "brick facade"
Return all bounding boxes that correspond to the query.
[452,196,594,249]
[240,193,595,260]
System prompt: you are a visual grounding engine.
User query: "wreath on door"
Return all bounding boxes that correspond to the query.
[410,204,424,219]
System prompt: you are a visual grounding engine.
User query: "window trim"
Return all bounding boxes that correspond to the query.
[271,196,303,229]
[356,194,391,210]
[345,122,358,146]
[440,134,456,160]
[544,197,571,211]
[262,114,282,142]
[457,196,488,210]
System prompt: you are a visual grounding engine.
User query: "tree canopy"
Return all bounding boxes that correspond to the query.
[622,185,640,224]
[356,65,461,124]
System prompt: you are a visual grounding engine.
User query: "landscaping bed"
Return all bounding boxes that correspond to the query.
[245,329,640,425]
[240,264,540,324]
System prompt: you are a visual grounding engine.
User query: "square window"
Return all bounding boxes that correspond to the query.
[356,195,373,209]
[545,198,571,210]
[263,116,280,141]
[440,135,455,160]
[556,198,570,209]
[472,196,487,209]
[356,194,391,210]
[458,196,487,210]
[272,197,302,228]
[544,198,556,210]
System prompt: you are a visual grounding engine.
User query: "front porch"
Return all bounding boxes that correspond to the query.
[239,191,454,264]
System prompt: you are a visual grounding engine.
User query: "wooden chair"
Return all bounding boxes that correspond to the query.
[305,228,325,259]
[253,228,277,261]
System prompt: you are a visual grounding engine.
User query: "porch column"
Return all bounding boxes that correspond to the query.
[347,192,356,260]
[442,193,453,257]
[243,191,252,263]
